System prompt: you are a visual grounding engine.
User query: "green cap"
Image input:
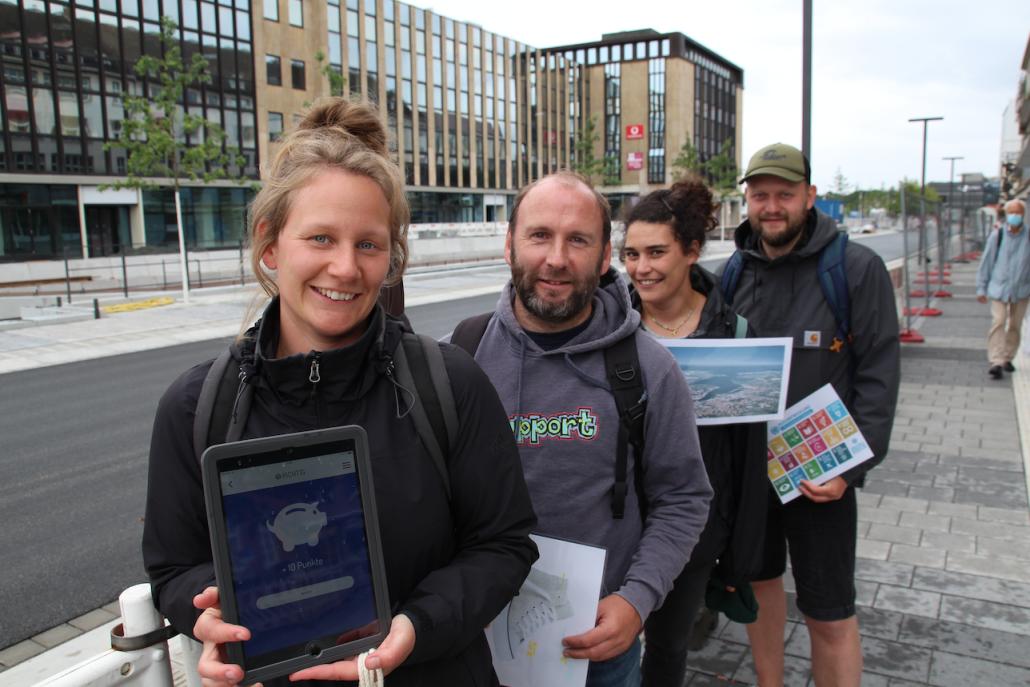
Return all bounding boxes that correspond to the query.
[739,143,810,184]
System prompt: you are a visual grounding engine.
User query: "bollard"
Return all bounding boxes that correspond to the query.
[64,256,73,304]
[56,296,62,308]
[239,240,246,286]
[161,260,168,290]
[93,298,100,319]
[121,253,130,298]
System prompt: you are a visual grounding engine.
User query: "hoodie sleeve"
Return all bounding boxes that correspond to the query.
[399,345,539,663]
[616,344,713,621]
[141,361,217,638]
[840,249,901,486]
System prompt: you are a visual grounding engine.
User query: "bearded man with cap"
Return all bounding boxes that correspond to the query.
[718,143,900,687]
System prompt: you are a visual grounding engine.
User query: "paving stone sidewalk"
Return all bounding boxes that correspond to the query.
[683,260,1030,686]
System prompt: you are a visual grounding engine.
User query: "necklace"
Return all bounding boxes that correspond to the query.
[649,306,696,335]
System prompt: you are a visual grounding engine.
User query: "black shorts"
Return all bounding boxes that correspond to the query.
[755,486,857,622]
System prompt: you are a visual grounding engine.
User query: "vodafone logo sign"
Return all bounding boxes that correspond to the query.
[626,124,644,140]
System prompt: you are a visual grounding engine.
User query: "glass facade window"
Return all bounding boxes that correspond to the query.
[604,63,620,181]
[263,0,277,20]
[268,111,283,140]
[291,58,305,89]
[288,0,301,26]
[0,184,80,260]
[647,58,665,184]
[266,54,281,85]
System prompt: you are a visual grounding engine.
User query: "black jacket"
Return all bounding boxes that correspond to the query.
[726,209,900,486]
[631,266,767,586]
[142,302,538,685]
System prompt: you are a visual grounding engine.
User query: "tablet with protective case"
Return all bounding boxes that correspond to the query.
[202,425,390,684]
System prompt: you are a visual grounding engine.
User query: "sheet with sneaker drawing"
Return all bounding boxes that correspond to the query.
[486,533,606,687]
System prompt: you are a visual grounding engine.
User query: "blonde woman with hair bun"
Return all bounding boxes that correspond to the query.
[142,97,538,686]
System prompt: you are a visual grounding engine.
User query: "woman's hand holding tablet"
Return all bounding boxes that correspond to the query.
[289,614,416,681]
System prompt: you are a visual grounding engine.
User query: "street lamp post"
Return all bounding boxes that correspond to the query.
[802,0,813,160]
[943,155,965,262]
[908,116,943,317]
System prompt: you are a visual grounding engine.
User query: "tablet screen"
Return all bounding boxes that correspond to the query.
[218,441,380,667]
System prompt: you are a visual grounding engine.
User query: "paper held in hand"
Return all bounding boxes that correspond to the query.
[766,384,874,504]
[486,534,606,687]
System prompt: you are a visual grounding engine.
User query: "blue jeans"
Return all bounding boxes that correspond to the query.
[586,637,642,687]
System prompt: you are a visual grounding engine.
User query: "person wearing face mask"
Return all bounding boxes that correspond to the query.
[976,198,1030,379]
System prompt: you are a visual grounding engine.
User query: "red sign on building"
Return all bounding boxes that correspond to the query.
[626,124,645,140]
[626,152,644,171]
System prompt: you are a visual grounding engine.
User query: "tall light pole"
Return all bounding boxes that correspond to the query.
[908,116,943,316]
[802,0,813,161]
[943,155,964,262]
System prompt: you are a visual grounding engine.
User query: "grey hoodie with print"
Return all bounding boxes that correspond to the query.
[471,269,713,623]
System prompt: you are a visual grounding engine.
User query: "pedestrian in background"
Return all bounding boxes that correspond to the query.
[976,198,1030,379]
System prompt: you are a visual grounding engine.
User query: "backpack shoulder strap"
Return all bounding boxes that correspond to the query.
[394,332,455,500]
[734,313,749,339]
[817,232,851,349]
[193,347,249,461]
[719,250,746,305]
[603,334,648,520]
[450,312,493,356]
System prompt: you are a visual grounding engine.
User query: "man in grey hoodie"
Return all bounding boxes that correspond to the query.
[723,143,900,687]
[468,171,712,686]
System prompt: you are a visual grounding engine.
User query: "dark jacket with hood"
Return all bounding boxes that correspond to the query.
[630,265,768,586]
[141,300,538,686]
[471,269,713,624]
[723,208,900,487]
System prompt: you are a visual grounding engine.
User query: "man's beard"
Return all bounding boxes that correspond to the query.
[510,246,602,325]
[755,210,808,249]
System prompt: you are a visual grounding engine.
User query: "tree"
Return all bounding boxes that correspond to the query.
[832,167,850,195]
[671,138,703,179]
[314,51,347,97]
[704,138,738,194]
[703,138,740,238]
[102,16,247,302]
[571,116,608,184]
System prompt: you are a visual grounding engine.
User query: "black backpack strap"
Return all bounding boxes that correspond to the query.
[603,335,648,520]
[450,312,493,356]
[192,347,251,461]
[393,333,454,500]
[817,232,851,351]
[719,250,746,305]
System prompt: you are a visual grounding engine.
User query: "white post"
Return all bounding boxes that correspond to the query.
[174,188,190,304]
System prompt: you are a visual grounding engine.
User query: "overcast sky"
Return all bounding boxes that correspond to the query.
[412,0,1029,192]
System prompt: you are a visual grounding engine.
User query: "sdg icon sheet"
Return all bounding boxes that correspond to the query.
[767,384,874,503]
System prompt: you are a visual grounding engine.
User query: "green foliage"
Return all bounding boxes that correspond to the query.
[671,139,703,179]
[705,138,738,195]
[672,137,737,201]
[572,116,609,184]
[315,50,347,97]
[102,17,246,192]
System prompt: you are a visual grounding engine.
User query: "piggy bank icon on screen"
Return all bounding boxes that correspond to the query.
[266,502,328,552]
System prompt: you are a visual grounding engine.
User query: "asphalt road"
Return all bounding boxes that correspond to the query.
[0,231,906,649]
[0,292,501,649]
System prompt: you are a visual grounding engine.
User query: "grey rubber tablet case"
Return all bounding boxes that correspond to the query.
[201,425,390,684]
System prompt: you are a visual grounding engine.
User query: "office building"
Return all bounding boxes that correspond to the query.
[0,0,743,261]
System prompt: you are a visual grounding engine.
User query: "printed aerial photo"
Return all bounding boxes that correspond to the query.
[669,344,788,422]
